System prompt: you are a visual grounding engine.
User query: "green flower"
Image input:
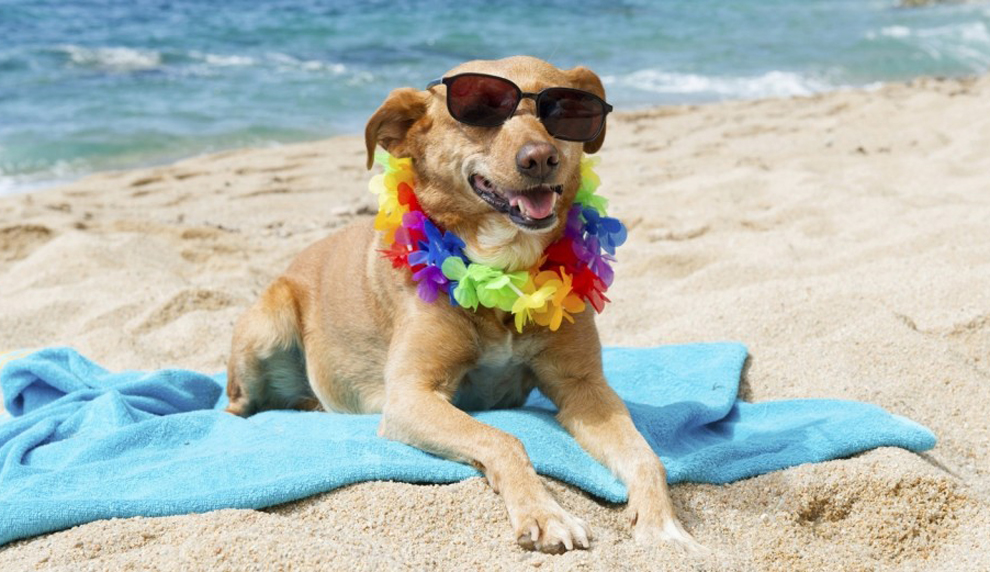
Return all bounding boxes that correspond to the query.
[575,157,609,216]
[442,259,529,312]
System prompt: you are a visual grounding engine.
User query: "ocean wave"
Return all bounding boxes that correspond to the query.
[56,45,162,72]
[603,70,832,99]
[52,45,352,76]
[866,21,990,70]
[185,51,348,74]
[265,52,347,74]
[875,26,912,39]
[188,51,257,67]
[0,158,83,196]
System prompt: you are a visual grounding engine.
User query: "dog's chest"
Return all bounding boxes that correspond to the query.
[453,330,540,411]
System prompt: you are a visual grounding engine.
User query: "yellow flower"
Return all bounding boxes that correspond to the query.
[532,269,587,331]
[511,276,557,333]
[369,158,416,245]
[576,156,608,216]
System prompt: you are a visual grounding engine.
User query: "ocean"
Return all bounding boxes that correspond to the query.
[2,0,989,194]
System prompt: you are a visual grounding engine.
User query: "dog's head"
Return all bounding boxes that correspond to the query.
[365,56,607,272]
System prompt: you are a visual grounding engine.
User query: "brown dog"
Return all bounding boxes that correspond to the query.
[226,56,701,554]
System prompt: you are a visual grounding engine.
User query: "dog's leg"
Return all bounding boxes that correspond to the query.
[378,321,591,554]
[226,277,312,416]
[534,350,706,554]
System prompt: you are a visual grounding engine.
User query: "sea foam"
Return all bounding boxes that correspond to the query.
[604,70,832,100]
[58,45,163,72]
[866,22,990,70]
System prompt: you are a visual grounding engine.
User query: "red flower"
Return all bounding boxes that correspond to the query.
[380,242,412,269]
[542,237,581,273]
[396,182,421,212]
[571,267,610,313]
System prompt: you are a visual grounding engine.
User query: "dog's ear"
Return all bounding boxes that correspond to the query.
[567,66,608,154]
[365,88,429,169]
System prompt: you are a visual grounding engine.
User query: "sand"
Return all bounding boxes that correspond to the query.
[1,75,989,571]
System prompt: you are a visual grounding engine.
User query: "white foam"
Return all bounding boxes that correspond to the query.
[0,171,67,197]
[866,22,990,70]
[0,155,92,197]
[191,51,256,67]
[345,70,376,86]
[58,45,162,72]
[265,52,347,74]
[604,69,831,100]
[878,25,912,39]
[0,175,15,197]
[185,51,349,74]
[917,22,990,69]
[56,46,351,76]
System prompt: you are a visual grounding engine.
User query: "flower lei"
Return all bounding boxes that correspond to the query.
[369,152,626,333]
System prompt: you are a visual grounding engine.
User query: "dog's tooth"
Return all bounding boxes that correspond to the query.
[509,195,523,214]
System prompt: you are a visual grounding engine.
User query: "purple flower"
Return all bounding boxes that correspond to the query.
[564,205,584,239]
[395,211,428,247]
[412,265,448,303]
[405,218,466,304]
[572,234,616,287]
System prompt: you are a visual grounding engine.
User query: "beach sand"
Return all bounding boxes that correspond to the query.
[1,75,989,571]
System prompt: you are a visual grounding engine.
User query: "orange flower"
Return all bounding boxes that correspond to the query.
[532,268,586,331]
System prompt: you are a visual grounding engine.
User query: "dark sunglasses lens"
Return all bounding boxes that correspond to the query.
[446,75,519,127]
[538,88,605,141]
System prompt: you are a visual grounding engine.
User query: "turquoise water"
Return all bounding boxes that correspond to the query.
[2,0,989,193]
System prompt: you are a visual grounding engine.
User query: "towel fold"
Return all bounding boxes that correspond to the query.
[0,343,935,546]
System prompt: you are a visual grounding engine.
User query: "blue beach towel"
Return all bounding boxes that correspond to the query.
[0,344,935,546]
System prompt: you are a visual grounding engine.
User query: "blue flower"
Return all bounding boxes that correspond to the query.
[581,207,627,256]
[408,219,467,267]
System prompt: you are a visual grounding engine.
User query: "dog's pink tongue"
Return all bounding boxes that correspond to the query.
[510,191,557,219]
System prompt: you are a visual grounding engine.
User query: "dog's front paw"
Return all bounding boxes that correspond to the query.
[632,515,707,555]
[512,500,592,554]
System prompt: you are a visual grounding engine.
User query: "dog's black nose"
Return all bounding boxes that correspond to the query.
[515,142,559,179]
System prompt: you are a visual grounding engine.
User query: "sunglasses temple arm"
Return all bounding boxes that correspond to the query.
[425,78,443,89]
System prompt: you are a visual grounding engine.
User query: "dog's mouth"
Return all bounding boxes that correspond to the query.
[469,174,562,230]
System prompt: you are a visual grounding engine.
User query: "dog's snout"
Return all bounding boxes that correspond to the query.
[515,142,559,179]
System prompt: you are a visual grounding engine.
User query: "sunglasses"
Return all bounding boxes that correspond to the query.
[426,73,613,143]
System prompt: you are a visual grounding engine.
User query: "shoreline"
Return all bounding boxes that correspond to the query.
[5,72,978,200]
[1,74,989,570]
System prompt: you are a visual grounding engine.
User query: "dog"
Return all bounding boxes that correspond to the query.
[226,56,701,554]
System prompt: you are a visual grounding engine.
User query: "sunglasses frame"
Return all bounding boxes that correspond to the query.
[426,72,613,143]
